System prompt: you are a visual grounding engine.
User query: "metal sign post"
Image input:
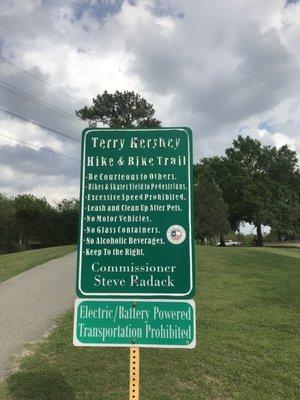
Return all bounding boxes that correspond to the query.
[129,347,140,400]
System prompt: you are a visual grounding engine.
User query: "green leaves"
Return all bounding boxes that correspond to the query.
[76,90,161,128]
[198,135,300,244]
[194,164,230,243]
[0,194,79,252]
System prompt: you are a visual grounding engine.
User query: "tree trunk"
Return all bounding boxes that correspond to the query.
[277,229,281,242]
[220,233,225,247]
[256,223,263,247]
[237,227,241,245]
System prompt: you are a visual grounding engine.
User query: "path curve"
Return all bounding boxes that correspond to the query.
[0,252,76,379]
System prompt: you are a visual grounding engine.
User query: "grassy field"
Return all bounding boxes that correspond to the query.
[0,245,76,284]
[0,246,299,399]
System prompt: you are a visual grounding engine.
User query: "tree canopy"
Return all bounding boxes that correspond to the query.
[194,164,230,244]
[200,135,300,245]
[0,194,79,253]
[76,90,161,128]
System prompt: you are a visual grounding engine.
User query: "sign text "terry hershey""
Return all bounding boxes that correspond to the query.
[91,136,181,151]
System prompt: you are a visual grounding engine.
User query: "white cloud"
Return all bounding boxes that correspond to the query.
[0,0,299,201]
[258,129,298,152]
[0,0,41,17]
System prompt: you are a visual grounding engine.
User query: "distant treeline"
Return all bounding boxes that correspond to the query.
[0,194,79,253]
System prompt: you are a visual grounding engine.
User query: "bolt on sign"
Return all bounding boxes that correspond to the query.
[73,299,196,348]
[76,128,195,298]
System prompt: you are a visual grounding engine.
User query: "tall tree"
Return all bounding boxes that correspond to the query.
[14,194,55,247]
[76,90,161,128]
[224,136,271,245]
[194,164,230,244]
[54,198,79,245]
[203,136,300,246]
[0,194,17,252]
[200,156,244,232]
[264,144,300,240]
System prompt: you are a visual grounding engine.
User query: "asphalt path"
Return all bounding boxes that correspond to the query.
[0,252,76,379]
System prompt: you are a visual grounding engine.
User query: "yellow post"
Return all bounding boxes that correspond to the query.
[129,347,140,400]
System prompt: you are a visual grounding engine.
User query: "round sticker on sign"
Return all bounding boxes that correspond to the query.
[166,225,186,245]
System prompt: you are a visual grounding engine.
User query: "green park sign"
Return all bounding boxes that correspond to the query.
[73,299,196,348]
[76,128,195,298]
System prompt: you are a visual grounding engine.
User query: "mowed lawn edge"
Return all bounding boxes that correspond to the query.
[0,246,299,400]
[0,245,76,284]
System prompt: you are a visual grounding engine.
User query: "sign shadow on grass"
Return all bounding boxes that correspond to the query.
[6,371,75,400]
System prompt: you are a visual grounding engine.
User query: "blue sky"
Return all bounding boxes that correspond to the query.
[73,0,124,21]
[286,0,299,5]
[257,122,276,133]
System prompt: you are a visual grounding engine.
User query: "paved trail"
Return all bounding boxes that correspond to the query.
[0,252,76,379]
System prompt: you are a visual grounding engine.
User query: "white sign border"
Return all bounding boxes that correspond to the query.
[77,128,194,297]
[73,298,196,349]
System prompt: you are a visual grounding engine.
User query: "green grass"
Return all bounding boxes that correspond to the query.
[0,245,76,284]
[0,246,299,399]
